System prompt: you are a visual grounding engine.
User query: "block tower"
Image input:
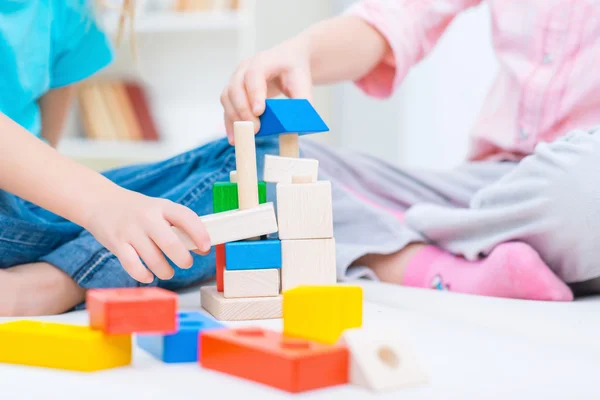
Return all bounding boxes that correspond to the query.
[200,99,335,321]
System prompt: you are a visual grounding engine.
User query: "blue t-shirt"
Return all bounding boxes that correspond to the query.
[0,0,113,138]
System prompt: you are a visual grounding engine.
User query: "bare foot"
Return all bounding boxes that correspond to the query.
[0,262,87,316]
[354,243,427,284]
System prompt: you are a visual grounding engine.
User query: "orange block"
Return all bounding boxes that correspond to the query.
[87,287,177,334]
[216,244,225,292]
[200,327,348,393]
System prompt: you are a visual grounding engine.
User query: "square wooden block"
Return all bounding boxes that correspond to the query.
[263,155,319,184]
[276,181,333,240]
[224,269,281,298]
[201,286,282,321]
[281,238,337,291]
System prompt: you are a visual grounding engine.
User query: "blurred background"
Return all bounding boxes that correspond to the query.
[60,0,497,172]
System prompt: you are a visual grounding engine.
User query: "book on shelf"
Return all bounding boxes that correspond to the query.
[174,0,239,11]
[77,81,160,142]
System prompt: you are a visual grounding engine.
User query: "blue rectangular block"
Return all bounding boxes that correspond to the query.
[137,311,223,363]
[256,99,329,137]
[225,239,282,271]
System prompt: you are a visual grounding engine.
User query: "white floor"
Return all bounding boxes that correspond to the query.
[1,283,599,400]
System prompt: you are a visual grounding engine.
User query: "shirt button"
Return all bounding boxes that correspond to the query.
[542,53,553,64]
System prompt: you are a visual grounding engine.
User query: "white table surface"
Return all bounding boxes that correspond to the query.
[1,285,599,400]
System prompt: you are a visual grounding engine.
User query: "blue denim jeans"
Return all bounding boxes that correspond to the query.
[0,137,279,299]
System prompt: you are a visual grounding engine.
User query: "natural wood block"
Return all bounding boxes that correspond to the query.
[212,181,267,213]
[87,287,177,334]
[224,269,280,298]
[0,321,131,372]
[234,121,259,210]
[343,328,428,391]
[200,328,348,393]
[281,238,336,291]
[263,155,318,184]
[283,285,362,345]
[276,181,333,239]
[201,286,282,321]
[279,133,299,158]
[230,170,238,182]
[173,203,278,249]
[292,175,313,184]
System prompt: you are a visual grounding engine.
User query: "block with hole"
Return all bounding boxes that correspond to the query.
[263,155,318,184]
[276,180,333,240]
[224,239,281,271]
[342,328,428,391]
[0,320,131,371]
[172,203,278,249]
[87,287,178,335]
[212,181,267,213]
[201,286,282,321]
[137,311,224,363]
[281,238,336,291]
[224,269,281,298]
[283,285,363,345]
[200,327,348,393]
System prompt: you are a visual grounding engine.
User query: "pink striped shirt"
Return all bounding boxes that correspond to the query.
[347,0,600,160]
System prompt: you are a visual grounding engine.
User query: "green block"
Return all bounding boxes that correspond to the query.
[212,181,267,213]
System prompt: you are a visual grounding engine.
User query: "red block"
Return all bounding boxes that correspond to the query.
[87,287,177,334]
[200,327,348,393]
[216,244,225,292]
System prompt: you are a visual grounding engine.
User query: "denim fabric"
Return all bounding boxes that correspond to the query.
[0,137,278,302]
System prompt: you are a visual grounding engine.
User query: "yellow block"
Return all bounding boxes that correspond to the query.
[0,321,131,372]
[283,285,363,344]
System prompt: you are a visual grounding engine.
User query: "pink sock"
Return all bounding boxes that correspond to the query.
[403,242,573,301]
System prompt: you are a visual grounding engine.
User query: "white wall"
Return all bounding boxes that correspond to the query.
[331,1,497,170]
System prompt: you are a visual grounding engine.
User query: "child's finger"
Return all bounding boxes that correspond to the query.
[220,90,240,142]
[149,221,194,270]
[228,71,258,124]
[115,243,154,284]
[245,61,286,118]
[132,236,175,280]
[165,205,211,253]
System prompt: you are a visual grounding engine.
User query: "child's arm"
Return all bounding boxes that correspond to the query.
[0,112,211,283]
[39,87,74,147]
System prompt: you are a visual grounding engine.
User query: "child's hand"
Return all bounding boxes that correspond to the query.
[221,36,313,142]
[84,189,211,283]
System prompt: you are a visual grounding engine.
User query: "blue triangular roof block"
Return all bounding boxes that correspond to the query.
[256,99,329,137]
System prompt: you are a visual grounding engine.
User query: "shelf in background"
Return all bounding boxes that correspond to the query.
[102,10,247,34]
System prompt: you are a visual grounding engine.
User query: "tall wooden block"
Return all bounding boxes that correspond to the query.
[225,239,281,270]
[234,121,259,210]
[343,328,428,391]
[216,244,225,292]
[137,311,224,363]
[201,286,282,321]
[276,181,333,239]
[263,155,318,184]
[281,238,336,291]
[87,287,177,334]
[200,327,348,393]
[283,285,363,345]
[224,269,281,298]
[212,181,267,213]
[0,321,131,371]
[279,133,299,158]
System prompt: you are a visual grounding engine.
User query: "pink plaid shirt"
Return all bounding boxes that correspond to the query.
[347,0,600,160]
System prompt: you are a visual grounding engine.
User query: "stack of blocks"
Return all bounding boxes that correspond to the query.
[200,99,336,321]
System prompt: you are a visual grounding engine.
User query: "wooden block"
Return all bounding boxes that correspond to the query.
[276,181,333,239]
[173,203,278,249]
[212,181,267,213]
[200,327,348,393]
[234,121,259,210]
[279,133,299,158]
[87,287,177,334]
[225,239,281,270]
[281,238,336,291]
[216,244,225,292]
[283,285,362,345]
[229,170,238,182]
[342,328,428,391]
[0,321,131,371]
[292,175,313,184]
[224,269,280,298]
[263,155,318,184]
[257,99,329,137]
[137,311,224,363]
[201,286,282,321]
